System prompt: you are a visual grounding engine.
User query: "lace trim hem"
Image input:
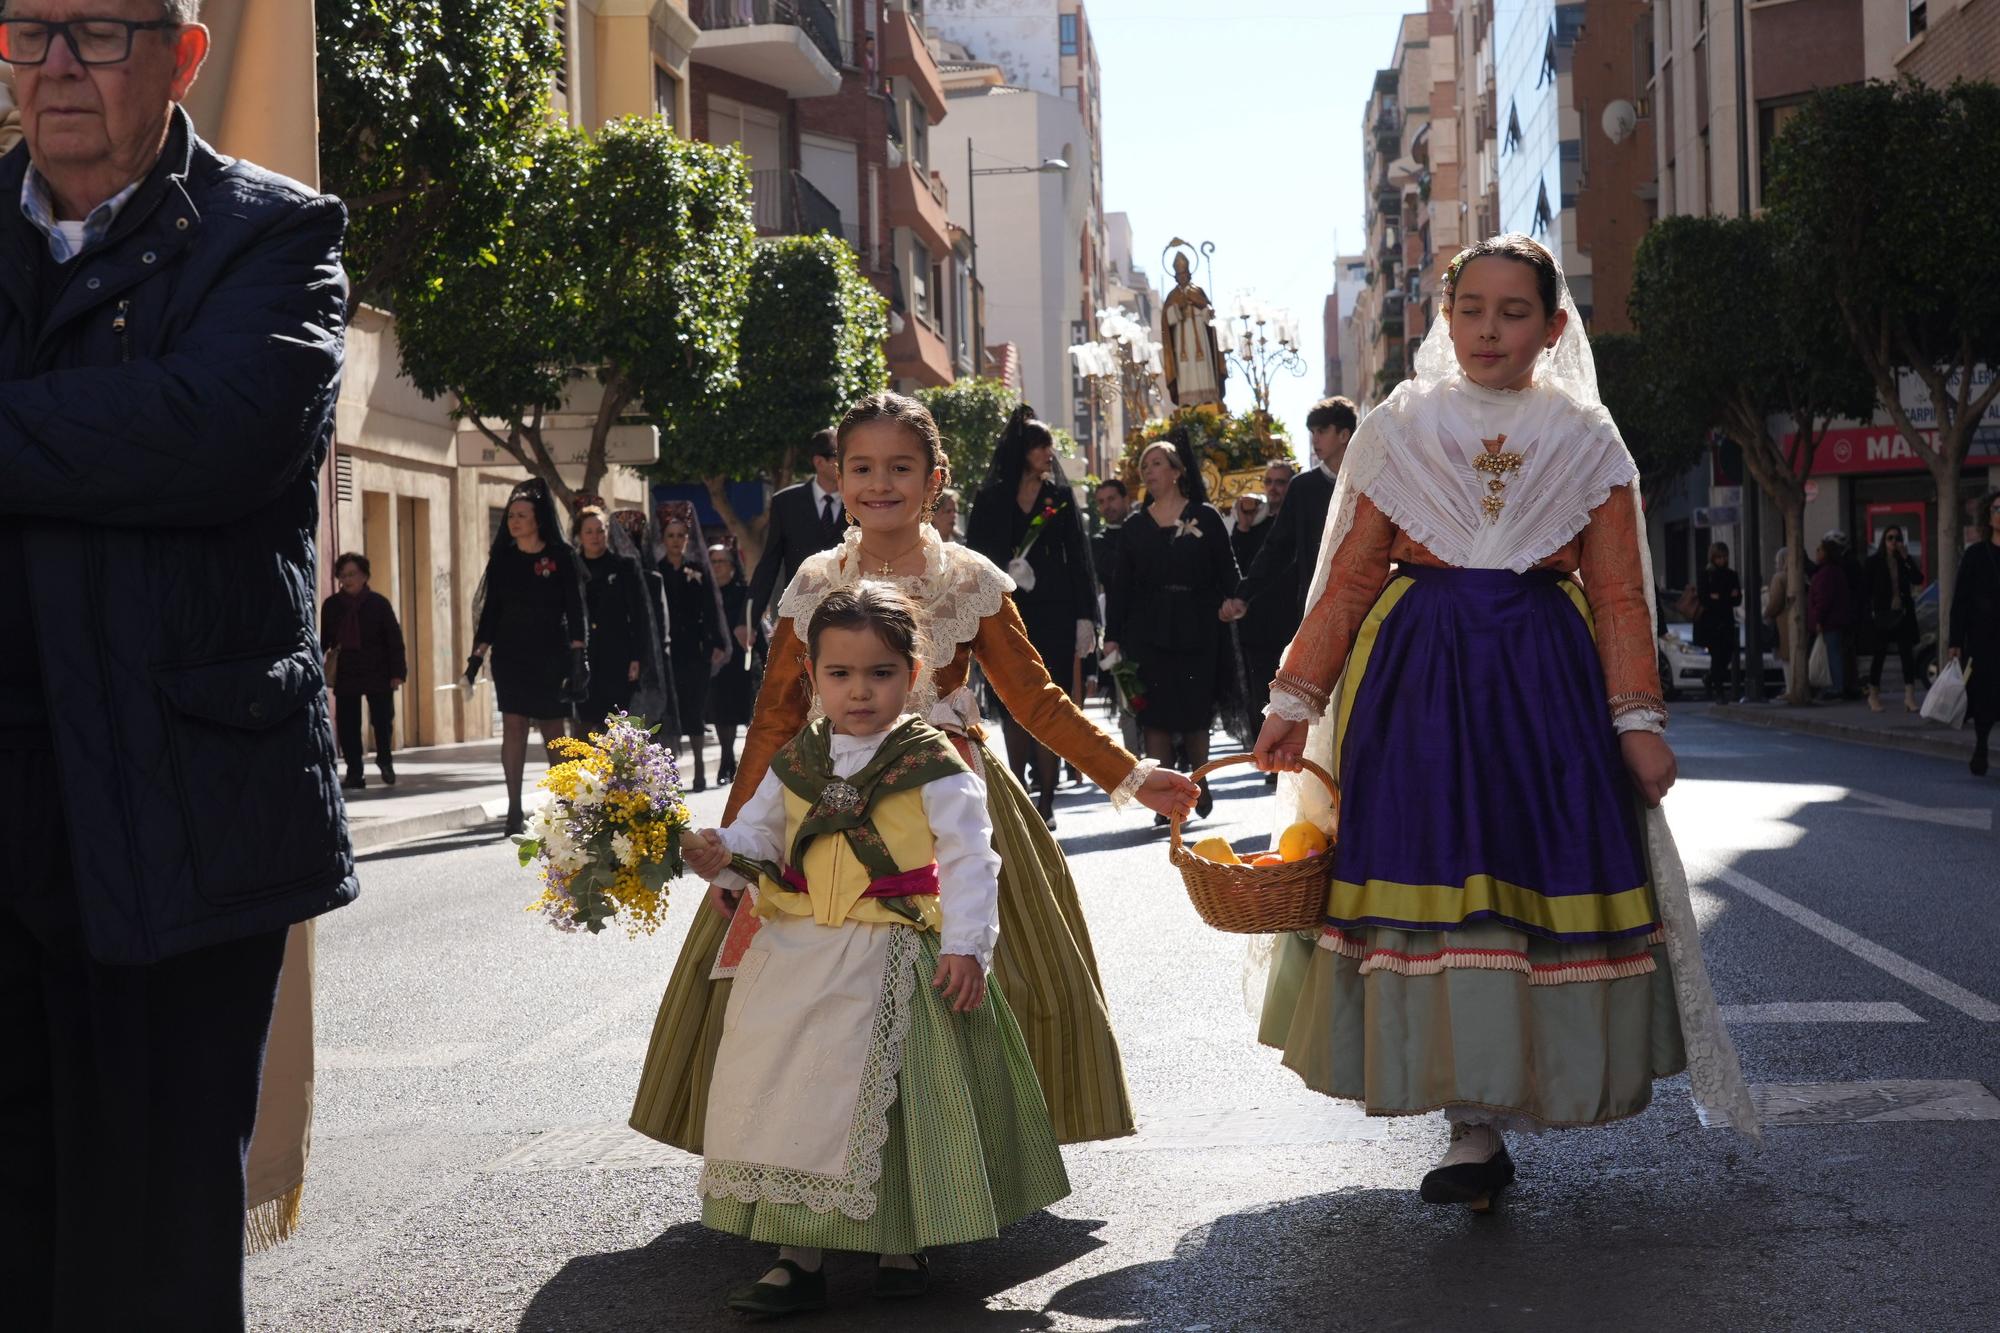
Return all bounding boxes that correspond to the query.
[696,927,919,1219]
[1108,757,1158,811]
[1316,924,1665,986]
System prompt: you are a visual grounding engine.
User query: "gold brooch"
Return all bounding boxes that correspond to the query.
[1473,436,1524,521]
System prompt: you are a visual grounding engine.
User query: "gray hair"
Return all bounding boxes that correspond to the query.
[163,1,202,21]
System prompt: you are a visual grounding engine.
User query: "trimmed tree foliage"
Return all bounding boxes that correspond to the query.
[917,377,1021,494]
[1629,214,1875,703]
[317,0,564,313]
[1591,331,1710,498]
[394,119,756,510]
[1766,78,2000,634]
[654,234,888,559]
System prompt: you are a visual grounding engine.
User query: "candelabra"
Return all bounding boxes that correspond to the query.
[1218,294,1306,415]
[1068,306,1164,441]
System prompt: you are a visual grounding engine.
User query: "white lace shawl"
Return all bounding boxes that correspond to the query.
[1256,281,1761,1143]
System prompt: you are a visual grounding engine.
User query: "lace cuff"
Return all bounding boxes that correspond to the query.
[1108,757,1159,810]
[1267,673,1328,721]
[1613,709,1667,735]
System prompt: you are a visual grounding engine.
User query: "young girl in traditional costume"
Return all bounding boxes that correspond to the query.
[632,394,1197,1157]
[682,583,1068,1314]
[1253,235,1757,1209]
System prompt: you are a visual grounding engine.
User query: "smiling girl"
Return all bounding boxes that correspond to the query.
[633,392,1198,1155]
[1253,234,1756,1206]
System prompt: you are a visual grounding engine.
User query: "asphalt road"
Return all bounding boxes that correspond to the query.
[247,708,2000,1332]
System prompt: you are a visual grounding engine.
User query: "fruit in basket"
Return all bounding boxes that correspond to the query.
[1190,836,1242,865]
[1278,821,1331,862]
[1249,852,1285,867]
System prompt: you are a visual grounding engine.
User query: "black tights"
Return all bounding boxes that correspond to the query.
[1144,727,1211,781]
[1002,715,1061,813]
[716,723,739,776]
[501,713,567,816]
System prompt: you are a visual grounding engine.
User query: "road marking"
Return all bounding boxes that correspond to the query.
[1720,1001,1923,1024]
[1751,1080,2000,1127]
[481,1123,684,1173]
[1844,789,1994,832]
[1705,863,2000,1022]
[319,1042,492,1070]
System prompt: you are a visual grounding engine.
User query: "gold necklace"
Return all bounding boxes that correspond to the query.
[858,534,926,577]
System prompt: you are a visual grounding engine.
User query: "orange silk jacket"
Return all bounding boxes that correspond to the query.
[722,596,1141,824]
[1275,487,1665,721]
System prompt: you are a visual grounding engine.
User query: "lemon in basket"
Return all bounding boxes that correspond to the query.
[1190,836,1242,866]
[1278,822,1330,862]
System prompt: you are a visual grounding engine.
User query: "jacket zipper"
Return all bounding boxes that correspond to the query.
[112,299,131,362]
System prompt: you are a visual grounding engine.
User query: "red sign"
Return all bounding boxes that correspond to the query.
[1793,425,2000,475]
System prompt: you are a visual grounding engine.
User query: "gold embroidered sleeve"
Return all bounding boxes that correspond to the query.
[972,596,1138,793]
[1577,486,1665,715]
[722,617,812,825]
[1273,493,1396,710]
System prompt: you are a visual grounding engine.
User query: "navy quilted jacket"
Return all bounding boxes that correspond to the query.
[0,110,356,964]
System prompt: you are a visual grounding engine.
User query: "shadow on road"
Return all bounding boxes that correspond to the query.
[356,828,510,864]
[517,1212,1109,1332]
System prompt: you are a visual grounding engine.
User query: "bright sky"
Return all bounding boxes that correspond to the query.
[1091,0,1410,453]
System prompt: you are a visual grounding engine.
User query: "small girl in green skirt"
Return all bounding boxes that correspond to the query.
[682,582,1067,1315]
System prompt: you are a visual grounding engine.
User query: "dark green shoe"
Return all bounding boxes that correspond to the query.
[725,1260,827,1316]
[873,1253,930,1300]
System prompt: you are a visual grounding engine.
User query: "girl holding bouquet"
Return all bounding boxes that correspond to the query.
[632,393,1196,1156]
[1252,235,1757,1208]
[682,583,1066,1314]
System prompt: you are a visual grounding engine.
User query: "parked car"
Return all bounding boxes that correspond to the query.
[1655,586,1788,701]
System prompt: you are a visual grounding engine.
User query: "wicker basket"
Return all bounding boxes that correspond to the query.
[1169,754,1340,934]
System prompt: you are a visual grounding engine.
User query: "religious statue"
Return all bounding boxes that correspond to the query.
[1160,249,1226,407]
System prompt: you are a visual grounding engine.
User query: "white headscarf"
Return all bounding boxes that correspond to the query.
[1256,247,1758,1142]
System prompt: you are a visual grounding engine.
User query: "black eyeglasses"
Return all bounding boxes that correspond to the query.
[0,18,179,67]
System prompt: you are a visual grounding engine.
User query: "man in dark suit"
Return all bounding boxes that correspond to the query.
[1090,477,1131,594]
[751,427,846,624]
[1228,395,1357,635]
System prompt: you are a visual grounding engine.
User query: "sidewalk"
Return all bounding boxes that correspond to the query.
[1697,691,1978,763]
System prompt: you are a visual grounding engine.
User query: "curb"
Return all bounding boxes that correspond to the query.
[349,796,513,853]
[1698,703,1973,763]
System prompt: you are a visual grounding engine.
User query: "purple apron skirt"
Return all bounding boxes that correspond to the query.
[1327,565,1658,944]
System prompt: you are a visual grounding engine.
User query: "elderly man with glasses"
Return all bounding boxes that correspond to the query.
[0,3,351,1329]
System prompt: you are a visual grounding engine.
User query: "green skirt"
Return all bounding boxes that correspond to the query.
[630,740,1136,1148]
[700,931,1070,1251]
[1260,920,1688,1128]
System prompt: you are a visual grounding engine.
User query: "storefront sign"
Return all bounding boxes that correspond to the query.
[1795,425,2000,476]
[1898,363,2000,445]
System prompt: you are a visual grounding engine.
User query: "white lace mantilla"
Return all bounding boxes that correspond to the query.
[777,526,1013,722]
[697,926,920,1219]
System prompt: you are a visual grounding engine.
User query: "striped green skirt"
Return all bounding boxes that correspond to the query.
[701,930,1070,1251]
[629,740,1136,1148]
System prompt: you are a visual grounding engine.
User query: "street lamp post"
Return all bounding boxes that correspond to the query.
[965,145,1068,382]
[1734,0,1767,703]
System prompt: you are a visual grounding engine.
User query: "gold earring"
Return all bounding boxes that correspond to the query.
[847,510,860,528]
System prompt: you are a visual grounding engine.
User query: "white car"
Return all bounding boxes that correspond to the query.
[1655,606,1788,701]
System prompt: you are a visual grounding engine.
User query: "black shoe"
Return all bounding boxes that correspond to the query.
[1065,763,1082,787]
[1420,1141,1515,1212]
[726,1260,827,1316]
[1265,772,1279,790]
[874,1253,929,1300]
[343,770,365,791]
[717,760,737,784]
[692,776,708,793]
[1154,812,1171,828]
[378,756,396,786]
[1194,780,1214,820]
[503,808,525,837]
[1974,742,1990,777]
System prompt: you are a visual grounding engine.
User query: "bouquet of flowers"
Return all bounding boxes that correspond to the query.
[516,712,690,935]
[1007,496,1069,591]
[1102,652,1149,718]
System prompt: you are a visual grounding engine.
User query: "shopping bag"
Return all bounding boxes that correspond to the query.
[1919,660,1970,729]
[1807,635,1831,691]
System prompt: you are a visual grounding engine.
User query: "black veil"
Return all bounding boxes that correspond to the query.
[594,507,675,735]
[472,477,581,642]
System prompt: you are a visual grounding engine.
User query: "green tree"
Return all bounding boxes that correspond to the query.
[1766,78,2000,633]
[1590,331,1711,498]
[1630,214,1875,703]
[917,377,1021,495]
[316,0,563,314]
[653,234,888,561]
[394,119,756,510]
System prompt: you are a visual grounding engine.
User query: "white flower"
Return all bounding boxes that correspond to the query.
[610,831,636,867]
[572,768,605,808]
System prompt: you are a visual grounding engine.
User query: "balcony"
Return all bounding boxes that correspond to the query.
[883,7,948,122]
[691,0,844,99]
[1381,291,1405,334]
[888,312,954,388]
[886,156,952,255]
[749,168,850,244]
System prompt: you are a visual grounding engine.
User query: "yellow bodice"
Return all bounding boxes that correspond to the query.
[755,784,942,933]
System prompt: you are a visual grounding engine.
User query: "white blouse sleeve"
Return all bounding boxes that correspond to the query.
[920,770,1001,971]
[710,770,787,891]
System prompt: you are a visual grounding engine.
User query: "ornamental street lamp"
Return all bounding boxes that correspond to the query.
[1219,294,1306,415]
[1068,305,1163,437]
[965,146,1069,375]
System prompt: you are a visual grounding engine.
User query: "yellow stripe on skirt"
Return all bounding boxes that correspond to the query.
[630,740,1136,1147]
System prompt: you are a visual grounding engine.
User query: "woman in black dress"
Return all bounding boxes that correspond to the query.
[573,507,652,737]
[612,508,680,745]
[1949,489,2000,777]
[659,511,727,790]
[1865,525,1923,713]
[1103,432,1240,822]
[706,543,761,784]
[965,406,1100,827]
[470,480,588,834]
